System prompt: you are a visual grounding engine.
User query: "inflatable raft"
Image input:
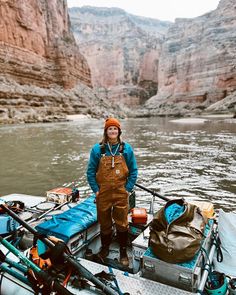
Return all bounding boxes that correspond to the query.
[0,190,234,295]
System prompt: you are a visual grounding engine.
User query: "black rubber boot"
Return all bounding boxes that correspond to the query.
[97,233,112,262]
[117,231,129,267]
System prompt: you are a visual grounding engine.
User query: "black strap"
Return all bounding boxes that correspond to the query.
[119,142,125,153]
[216,237,223,263]
[0,249,6,262]
[100,143,106,155]
[100,142,125,155]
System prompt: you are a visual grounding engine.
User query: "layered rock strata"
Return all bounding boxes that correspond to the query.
[0,77,125,124]
[0,0,91,89]
[144,0,236,115]
[69,7,171,106]
[0,0,99,123]
[1,0,236,123]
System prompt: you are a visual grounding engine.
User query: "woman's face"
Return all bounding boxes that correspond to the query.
[106,126,119,141]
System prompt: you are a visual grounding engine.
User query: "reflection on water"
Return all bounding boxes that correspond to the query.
[0,117,235,211]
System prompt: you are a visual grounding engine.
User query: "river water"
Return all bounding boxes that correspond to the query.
[0,117,235,212]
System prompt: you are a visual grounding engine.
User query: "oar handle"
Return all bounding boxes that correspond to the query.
[64,256,119,294]
[135,183,170,202]
[0,204,118,295]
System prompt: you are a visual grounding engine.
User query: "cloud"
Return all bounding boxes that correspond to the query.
[67,0,220,22]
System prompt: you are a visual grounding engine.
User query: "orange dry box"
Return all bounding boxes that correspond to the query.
[131,208,148,224]
[46,187,74,203]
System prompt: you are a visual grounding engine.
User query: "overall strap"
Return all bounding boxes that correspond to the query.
[119,142,125,154]
[99,143,106,156]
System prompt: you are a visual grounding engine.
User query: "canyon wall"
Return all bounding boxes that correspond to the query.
[0,0,100,123]
[0,0,91,88]
[70,1,236,116]
[1,0,235,123]
[145,0,236,115]
[69,7,171,106]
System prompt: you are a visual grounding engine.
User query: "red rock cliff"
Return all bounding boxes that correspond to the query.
[0,0,91,89]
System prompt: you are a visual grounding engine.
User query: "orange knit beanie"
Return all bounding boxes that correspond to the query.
[104,118,121,130]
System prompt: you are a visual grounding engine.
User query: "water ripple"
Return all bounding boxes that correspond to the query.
[0,118,235,212]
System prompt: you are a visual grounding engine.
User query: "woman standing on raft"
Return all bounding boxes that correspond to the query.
[87,118,138,266]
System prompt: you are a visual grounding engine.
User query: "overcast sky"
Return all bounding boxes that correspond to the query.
[67,0,220,22]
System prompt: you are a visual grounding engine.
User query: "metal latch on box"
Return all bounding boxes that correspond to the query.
[143,261,155,272]
[178,273,191,285]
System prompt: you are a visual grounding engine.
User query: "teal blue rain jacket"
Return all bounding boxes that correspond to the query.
[87,142,138,194]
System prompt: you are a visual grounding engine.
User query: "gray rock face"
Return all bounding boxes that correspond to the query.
[144,0,236,115]
[0,77,126,124]
[69,6,171,106]
[69,1,236,116]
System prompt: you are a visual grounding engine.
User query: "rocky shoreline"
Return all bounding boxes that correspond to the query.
[0,75,235,125]
[0,78,127,125]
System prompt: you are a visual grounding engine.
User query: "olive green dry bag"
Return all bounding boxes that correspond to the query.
[149,198,207,263]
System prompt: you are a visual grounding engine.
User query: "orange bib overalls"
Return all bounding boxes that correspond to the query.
[96,153,129,235]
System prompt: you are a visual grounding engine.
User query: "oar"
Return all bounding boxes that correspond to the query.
[0,250,28,274]
[0,236,73,295]
[0,263,31,286]
[197,229,218,294]
[135,183,170,202]
[0,203,118,295]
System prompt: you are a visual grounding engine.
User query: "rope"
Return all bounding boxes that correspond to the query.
[212,230,223,262]
[108,266,123,295]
